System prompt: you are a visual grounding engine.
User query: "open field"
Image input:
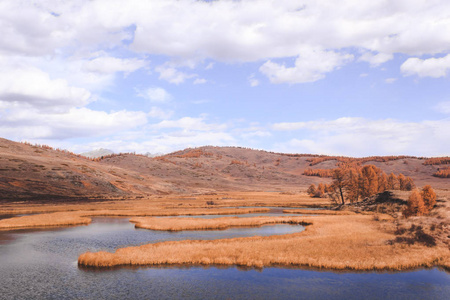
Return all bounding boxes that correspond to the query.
[131,216,310,231]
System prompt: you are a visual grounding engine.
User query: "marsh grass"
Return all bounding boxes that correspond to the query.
[131,216,309,231]
[282,209,355,215]
[78,214,450,271]
[0,207,269,230]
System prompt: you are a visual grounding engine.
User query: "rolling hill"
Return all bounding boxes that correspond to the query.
[0,138,448,201]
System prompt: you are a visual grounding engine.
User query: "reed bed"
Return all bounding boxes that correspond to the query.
[283,209,355,215]
[78,214,450,271]
[0,207,269,230]
[0,212,92,230]
[131,216,309,231]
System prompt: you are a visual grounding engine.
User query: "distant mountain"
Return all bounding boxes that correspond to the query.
[80,148,114,158]
[144,152,164,158]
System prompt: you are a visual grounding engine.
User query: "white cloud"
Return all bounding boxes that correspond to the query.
[1,0,450,88]
[241,131,271,139]
[272,117,450,156]
[147,106,173,119]
[82,55,147,75]
[0,65,91,112]
[434,101,450,114]
[155,64,196,84]
[401,54,450,78]
[385,78,397,84]
[359,52,393,67]
[0,106,147,140]
[259,47,353,83]
[248,74,260,87]
[193,78,207,85]
[2,0,450,63]
[151,116,227,132]
[137,87,172,102]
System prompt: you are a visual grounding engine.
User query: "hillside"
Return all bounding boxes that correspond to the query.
[0,138,158,201]
[0,138,448,201]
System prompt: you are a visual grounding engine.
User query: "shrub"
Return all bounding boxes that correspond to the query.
[306,184,317,197]
[421,185,436,213]
[404,189,426,217]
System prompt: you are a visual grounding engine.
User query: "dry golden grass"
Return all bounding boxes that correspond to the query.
[0,212,92,229]
[0,191,323,230]
[0,207,269,230]
[283,209,356,215]
[0,192,322,215]
[78,214,450,271]
[131,216,309,231]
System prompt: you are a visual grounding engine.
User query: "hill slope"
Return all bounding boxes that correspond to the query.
[0,139,448,201]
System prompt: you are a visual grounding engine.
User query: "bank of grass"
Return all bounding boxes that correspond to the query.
[0,212,92,229]
[78,214,450,271]
[131,216,309,231]
[283,209,356,215]
[0,207,269,230]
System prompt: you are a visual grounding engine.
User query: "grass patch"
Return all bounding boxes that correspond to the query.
[131,216,309,231]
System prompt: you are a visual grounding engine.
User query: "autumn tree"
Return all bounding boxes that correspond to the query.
[330,167,347,204]
[324,164,415,205]
[316,183,326,198]
[387,173,399,190]
[360,165,379,198]
[398,173,407,191]
[404,176,415,191]
[404,189,426,217]
[421,185,436,213]
[345,168,361,203]
[378,172,388,193]
[307,184,317,197]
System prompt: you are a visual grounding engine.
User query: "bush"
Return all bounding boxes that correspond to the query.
[421,185,436,213]
[403,189,426,217]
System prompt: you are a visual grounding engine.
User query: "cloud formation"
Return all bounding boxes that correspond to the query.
[401,54,450,78]
[138,87,172,102]
[0,0,449,156]
[260,47,353,83]
[0,65,91,113]
[272,117,450,157]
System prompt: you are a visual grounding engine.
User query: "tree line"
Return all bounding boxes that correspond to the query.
[307,164,415,203]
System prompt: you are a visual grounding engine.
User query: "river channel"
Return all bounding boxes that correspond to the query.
[0,212,448,299]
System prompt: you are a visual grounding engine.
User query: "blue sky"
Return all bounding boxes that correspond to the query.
[1,0,450,156]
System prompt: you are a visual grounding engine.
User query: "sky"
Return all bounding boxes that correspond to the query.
[1,0,450,157]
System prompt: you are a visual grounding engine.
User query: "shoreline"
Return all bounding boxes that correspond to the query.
[78,214,450,272]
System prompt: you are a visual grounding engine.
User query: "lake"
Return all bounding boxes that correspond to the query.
[0,216,448,299]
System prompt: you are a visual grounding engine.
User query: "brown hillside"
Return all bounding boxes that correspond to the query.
[0,139,448,201]
[0,138,157,201]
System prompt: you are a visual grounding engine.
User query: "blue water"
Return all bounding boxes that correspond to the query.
[0,216,448,299]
